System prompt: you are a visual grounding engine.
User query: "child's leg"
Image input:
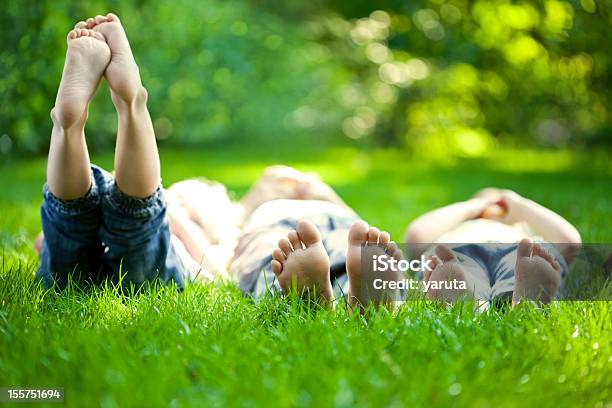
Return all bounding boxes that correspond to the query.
[47,28,110,200]
[38,28,111,287]
[80,14,187,286]
[112,86,160,198]
[47,118,91,200]
[84,13,160,198]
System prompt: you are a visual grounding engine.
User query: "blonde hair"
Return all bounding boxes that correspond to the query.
[166,178,243,245]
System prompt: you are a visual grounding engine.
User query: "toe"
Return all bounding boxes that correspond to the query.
[367,227,380,244]
[393,248,404,261]
[435,245,456,263]
[86,18,95,28]
[74,21,87,29]
[517,238,533,258]
[385,241,398,256]
[532,244,548,261]
[106,13,120,22]
[534,245,561,272]
[95,15,107,25]
[295,219,321,247]
[67,30,77,40]
[379,231,390,246]
[288,231,302,250]
[425,255,441,282]
[430,255,442,269]
[549,257,561,272]
[278,238,292,256]
[348,220,369,245]
[271,260,282,277]
[386,242,403,261]
[272,248,286,263]
[542,250,554,266]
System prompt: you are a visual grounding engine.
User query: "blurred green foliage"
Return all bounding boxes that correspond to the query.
[1,0,611,156]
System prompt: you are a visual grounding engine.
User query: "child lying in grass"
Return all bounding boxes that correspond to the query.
[404,188,582,305]
[36,13,401,310]
[164,164,404,310]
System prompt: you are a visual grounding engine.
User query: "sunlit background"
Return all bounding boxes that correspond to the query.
[1,0,610,157]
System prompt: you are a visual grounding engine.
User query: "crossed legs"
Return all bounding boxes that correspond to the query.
[47,13,158,202]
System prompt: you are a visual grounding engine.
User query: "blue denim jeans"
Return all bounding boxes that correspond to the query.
[37,165,188,289]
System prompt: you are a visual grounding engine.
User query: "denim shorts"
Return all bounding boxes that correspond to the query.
[37,165,189,289]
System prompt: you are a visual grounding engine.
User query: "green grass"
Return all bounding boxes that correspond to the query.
[1,145,611,407]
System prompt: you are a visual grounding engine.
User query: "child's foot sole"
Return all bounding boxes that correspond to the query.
[271,220,333,304]
[77,13,143,103]
[346,221,403,311]
[54,29,111,129]
[425,246,473,303]
[513,238,561,306]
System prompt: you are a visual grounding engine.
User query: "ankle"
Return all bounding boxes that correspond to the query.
[50,106,87,132]
[111,86,148,112]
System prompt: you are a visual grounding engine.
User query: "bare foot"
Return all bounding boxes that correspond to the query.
[346,221,403,311]
[425,246,473,303]
[513,238,561,306]
[54,28,110,128]
[271,220,333,304]
[76,13,143,103]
